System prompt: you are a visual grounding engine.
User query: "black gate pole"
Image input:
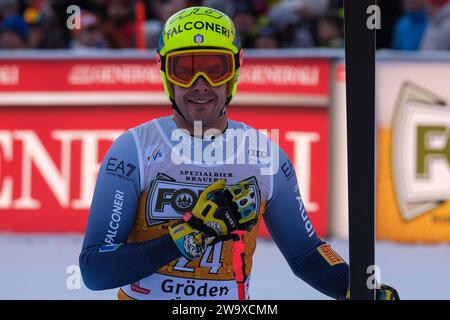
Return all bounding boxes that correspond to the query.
[344,0,376,300]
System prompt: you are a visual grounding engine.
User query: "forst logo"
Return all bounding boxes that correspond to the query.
[416,125,450,178]
[144,175,260,226]
[392,83,450,221]
[173,192,194,209]
[155,187,198,213]
[145,177,208,225]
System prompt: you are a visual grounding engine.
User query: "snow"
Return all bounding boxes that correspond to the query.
[0,234,449,300]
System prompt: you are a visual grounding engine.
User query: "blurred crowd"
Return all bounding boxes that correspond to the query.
[0,0,450,51]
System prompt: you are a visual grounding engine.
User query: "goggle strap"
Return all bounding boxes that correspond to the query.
[220,96,232,117]
[158,53,167,72]
[234,51,241,69]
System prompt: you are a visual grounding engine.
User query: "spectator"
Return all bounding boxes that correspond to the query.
[296,0,331,18]
[70,11,106,49]
[254,24,279,48]
[0,0,373,50]
[392,0,427,50]
[143,18,162,49]
[268,1,314,48]
[316,13,343,48]
[232,0,260,48]
[144,0,202,49]
[0,14,29,49]
[420,0,450,50]
[203,0,234,17]
[88,0,109,21]
[143,0,166,49]
[35,0,73,49]
[102,0,135,48]
[377,0,403,49]
[0,0,19,20]
[23,6,46,48]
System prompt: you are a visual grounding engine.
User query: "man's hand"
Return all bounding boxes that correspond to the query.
[225,179,258,231]
[376,284,400,300]
[344,284,400,300]
[169,221,214,260]
[188,179,239,235]
[186,179,259,234]
[169,179,259,260]
[169,179,238,260]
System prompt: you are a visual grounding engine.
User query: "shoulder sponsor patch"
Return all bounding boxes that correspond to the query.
[145,145,164,165]
[105,157,136,180]
[317,243,344,266]
[281,160,294,180]
[99,243,123,253]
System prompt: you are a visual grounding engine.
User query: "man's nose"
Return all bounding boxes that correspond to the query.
[191,76,211,93]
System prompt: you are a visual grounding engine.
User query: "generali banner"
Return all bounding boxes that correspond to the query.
[0,55,329,237]
[0,56,330,106]
[0,107,328,237]
[376,60,450,242]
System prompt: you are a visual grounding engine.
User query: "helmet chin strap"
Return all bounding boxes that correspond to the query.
[171,98,187,121]
[220,96,232,117]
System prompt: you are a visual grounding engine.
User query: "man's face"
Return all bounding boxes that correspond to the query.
[173,77,228,126]
[0,30,26,49]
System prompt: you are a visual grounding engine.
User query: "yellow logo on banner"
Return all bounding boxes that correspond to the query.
[377,82,450,242]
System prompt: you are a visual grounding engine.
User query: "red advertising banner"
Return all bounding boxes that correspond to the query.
[0,105,328,237]
[0,59,164,92]
[0,54,330,237]
[229,106,329,238]
[238,58,330,95]
[0,57,330,102]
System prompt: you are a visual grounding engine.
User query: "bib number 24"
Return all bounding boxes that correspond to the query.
[174,242,223,274]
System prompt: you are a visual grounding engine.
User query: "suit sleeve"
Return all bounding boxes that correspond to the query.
[79,131,181,290]
[263,148,349,299]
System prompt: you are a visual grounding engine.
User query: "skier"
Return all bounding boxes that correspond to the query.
[79,6,398,300]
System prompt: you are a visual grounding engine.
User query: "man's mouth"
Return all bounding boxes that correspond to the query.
[187,98,215,105]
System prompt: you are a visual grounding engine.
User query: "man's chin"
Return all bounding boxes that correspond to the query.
[189,114,218,126]
[185,108,221,124]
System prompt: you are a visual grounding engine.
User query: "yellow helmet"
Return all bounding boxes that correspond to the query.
[156,6,243,110]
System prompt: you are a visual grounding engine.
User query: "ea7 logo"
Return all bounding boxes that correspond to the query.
[106,157,136,178]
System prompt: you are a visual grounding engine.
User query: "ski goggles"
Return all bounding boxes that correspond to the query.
[158,49,241,88]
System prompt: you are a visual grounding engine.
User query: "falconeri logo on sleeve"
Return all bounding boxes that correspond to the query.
[392,82,450,221]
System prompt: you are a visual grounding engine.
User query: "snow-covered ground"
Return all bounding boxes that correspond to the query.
[0,234,449,300]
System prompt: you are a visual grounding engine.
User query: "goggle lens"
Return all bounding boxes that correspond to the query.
[166,50,235,87]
